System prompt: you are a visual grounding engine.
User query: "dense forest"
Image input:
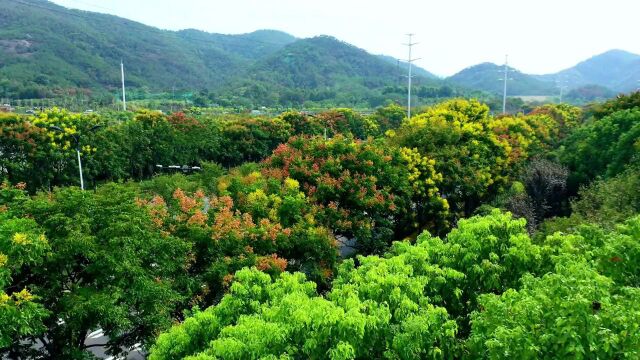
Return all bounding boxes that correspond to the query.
[1,91,639,358]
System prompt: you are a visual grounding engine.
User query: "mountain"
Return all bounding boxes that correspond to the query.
[0,0,265,93]
[565,84,616,102]
[377,55,439,79]
[217,36,442,106]
[0,0,442,106]
[447,50,640,96]
[175,29,297,62]
[246,36,435,89]
[3,0,634,106]
[538,50,640,92]
[446,63,558,96]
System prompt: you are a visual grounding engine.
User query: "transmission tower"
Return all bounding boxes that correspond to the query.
[501,55,509,114]
[403,34,421,119]
[121,59,127,111]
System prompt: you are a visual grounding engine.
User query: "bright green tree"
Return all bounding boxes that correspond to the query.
[468,262,640,359]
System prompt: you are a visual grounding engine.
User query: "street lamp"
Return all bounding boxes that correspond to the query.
[49,125,102,190]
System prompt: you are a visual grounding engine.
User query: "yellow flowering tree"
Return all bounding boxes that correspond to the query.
[400,147,449,230]
[393,99,509,215]
[0,184,50,351]
[29,108,100,188]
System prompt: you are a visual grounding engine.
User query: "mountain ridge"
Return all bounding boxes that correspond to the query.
[0,0,440,106]
[1,0,638,104]
[446,49,640,96]
[446,62,558,96]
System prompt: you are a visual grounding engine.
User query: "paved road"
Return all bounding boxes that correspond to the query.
[85,329,146,359]
[4,329,146,360]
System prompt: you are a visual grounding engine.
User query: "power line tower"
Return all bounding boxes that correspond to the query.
[120,59,127,111]
[403,34,421,120]
[556,76,569,103]
[501,55,509,114]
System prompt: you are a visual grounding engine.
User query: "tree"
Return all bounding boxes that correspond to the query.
[0,109,104,191]
[313,108,379,139]
[0,183,50,356]
[588,91,640,120]
[468,262,640,359]
[416,209,542,330]
[392,99,509,215]
[217,117,291,167]
[521,158,569,221]
[263,135,448,254]
[367,103,406,133]
[149,247,460,359]
[138,165,339,303]
[570,166,640,229]
[560,108,640,189]
[527,103,582,138]
[0,184,192,358]
[149,209,640,359]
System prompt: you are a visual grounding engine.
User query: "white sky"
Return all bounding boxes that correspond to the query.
[50,0,640,76]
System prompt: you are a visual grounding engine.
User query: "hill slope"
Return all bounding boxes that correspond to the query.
[247,36,421,88]
[538,50,640,92]
[175,29,297,62]
[0,0,441,106]
[446,63,558,96]
[0,0,268,93]
[377,55,439,79]
[215,36,442,106]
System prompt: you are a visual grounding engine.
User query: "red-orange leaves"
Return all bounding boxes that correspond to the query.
[256,254,288,273]
[263,135,426,253]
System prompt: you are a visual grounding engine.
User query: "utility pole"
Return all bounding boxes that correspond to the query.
[76,146,84,190]
[171,85,176,112]
[121,59,127,111]
[404,34,420,120]
[502,54,508,114]
[49,125,102,190]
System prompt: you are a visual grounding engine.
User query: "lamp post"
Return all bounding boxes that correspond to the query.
[49,125,102,190]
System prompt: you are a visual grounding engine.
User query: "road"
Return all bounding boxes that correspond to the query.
[85,329,145,359]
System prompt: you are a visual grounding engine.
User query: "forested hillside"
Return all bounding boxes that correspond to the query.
[2,0,637,108]
[539,49,640,92]
[0,0,441,107]
[0,0,294,94]
[447,62,558,95]
[226,36,444,107]
[448,50,640,97]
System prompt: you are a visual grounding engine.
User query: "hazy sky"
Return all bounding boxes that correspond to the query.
[51,0,640,76]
